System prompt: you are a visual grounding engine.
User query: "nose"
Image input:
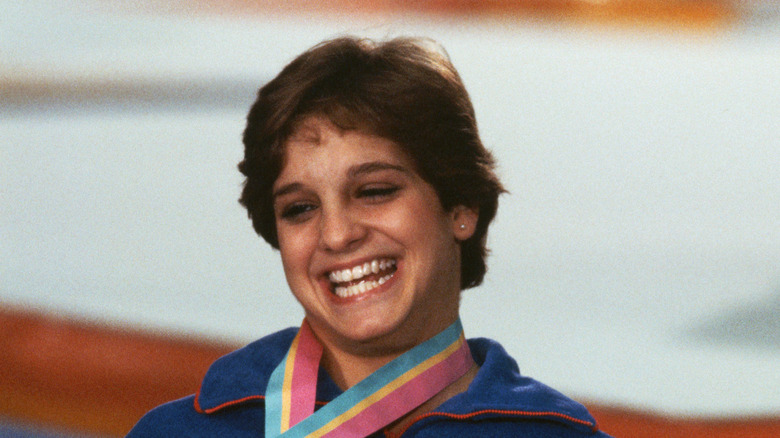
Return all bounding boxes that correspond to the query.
[318,206,366,252]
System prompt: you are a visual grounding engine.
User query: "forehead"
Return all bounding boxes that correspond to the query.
[277,117,414,177]
[286,115,333,144]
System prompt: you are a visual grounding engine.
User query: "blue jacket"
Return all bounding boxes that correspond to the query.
[127,328,612,437]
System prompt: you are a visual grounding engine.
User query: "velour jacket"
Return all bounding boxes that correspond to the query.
[127,328,613,437]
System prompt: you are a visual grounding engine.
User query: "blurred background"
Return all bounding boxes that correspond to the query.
[2,0,779,436]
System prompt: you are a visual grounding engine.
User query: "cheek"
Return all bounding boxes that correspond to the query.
[369,207,420,243]
[379,201,451,248]
[408,197,451,234]
[277,225,312,277]
[279,244,314,303]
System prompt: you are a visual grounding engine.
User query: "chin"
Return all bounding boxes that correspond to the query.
[325,316,410,352]
[343,318,399,341]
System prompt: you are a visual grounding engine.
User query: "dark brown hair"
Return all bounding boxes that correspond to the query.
[239,36,504,289]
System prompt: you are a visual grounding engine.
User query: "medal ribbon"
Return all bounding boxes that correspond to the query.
[265,319,473,438]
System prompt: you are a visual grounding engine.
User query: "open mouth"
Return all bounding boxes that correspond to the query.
[327,258,397,298]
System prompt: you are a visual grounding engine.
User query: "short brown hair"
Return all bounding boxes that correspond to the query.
[239,36,504,289]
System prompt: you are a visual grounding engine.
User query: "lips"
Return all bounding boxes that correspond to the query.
[327,258,397,298]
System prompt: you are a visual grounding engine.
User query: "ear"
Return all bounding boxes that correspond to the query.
[451,205,479,241]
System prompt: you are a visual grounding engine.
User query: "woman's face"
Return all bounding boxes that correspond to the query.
[272,117,477,355]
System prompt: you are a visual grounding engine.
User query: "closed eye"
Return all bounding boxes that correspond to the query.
[279,202,317,222]
[357,185,400,200]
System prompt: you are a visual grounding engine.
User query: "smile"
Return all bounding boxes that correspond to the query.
[327,258,397,298]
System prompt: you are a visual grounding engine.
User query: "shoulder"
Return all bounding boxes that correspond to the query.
[126,395,203,437]
[402,419,611,437]
[126,393,270,437]
[126,327,299,437]
[400,337,613,437]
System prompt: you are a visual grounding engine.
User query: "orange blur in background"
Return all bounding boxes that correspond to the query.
[2,307,779,437]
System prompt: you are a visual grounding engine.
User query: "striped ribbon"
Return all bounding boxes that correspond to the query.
[265,319,473,438]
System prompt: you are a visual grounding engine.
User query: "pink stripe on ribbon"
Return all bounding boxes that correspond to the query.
[288,321,323,428]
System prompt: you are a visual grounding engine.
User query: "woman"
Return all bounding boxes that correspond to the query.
[128,36,612,437]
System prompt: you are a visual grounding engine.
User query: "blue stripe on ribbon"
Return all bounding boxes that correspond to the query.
[265,349,289,437]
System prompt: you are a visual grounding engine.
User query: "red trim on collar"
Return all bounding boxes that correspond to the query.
[193,390,328,415]
[194,392,266,414]
[384,409,599,437]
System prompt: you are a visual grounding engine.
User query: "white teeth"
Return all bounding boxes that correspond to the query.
[328,258,396,283]
[334,278,391,298]
[328,259,396,298]
[328,259,397,298]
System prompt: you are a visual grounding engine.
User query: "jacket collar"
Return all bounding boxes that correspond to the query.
[434,337,599,432]
[195,328,299,413]
[194,329,597,432]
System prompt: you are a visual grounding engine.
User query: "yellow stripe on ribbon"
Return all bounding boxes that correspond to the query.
[280,331,301,433]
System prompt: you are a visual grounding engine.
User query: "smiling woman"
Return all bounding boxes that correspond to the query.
[273,120,473,377]
[126,36,612,437]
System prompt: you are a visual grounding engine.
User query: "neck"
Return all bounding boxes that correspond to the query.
[315,315,460,390]
[320,346,397,389]
[314,314,458,390]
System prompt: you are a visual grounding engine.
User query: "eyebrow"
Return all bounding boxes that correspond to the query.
[272,161,410,200]
[347,161,409,178]
[272,182,304,200]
